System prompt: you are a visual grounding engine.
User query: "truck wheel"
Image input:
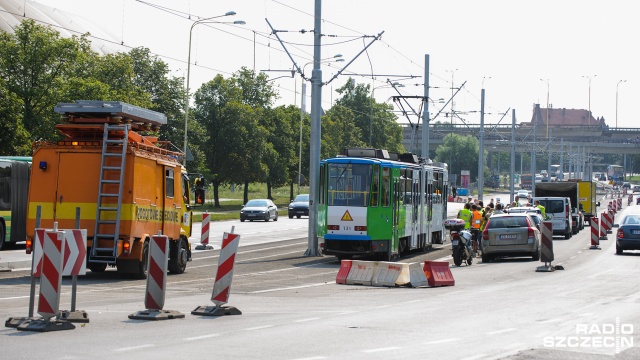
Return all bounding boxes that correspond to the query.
[132,240,149,279]
[565,231,571,239]
[168,238,188,274]
[88,262,107,273]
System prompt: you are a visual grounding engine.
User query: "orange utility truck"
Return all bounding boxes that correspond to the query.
[26,101,192,278]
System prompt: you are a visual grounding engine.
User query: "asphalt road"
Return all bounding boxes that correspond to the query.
[1,192,639,359]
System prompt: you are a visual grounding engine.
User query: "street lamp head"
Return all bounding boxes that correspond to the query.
[233,20,246,25]
[224,11,236,16]
[333,54,343,58]
[334,58,345,62]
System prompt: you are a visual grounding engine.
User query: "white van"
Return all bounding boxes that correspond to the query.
[532,196,572,239]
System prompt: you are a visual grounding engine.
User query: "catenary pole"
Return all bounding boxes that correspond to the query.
[421,54,430,160]
[305,0,322,256]
[478,88,485,200]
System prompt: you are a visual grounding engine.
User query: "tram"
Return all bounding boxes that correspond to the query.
[317,148,448,261]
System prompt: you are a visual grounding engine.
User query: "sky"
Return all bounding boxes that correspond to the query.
[31,0,640,128]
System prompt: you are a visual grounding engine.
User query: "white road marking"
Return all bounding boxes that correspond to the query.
[579,312,594,317]
[249,282,329,294]
[289,357,327,360]
[294,317,320,323]
[361,347,400,353]
[589,269,613,278]
[424,338,459,345]
[113,344,154,352]
[237,250,304,263]
[243,325,275,331]
[183,333,221,341]
[486,328,517,335]
[539,318,562,324]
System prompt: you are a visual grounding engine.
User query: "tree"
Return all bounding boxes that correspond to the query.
[0,20,95,142]
[333,78,405,153]
[0,80,30,155]
[321,105,366,159]
[434,133,480,183]
[262,105,297,200]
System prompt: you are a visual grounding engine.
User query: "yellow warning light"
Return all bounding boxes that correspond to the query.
[72,141,79,146]
[341,210,353,221]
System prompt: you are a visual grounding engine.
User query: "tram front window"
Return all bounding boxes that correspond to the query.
[328,163,371,207]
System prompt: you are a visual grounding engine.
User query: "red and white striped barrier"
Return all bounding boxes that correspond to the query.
[192,230,242,317]
[608,201,613,214]
[211,232,241,305]
[601,211,613,235]
[145,234,169,311]
[195,212,214,250]
[617,198,622,211]
[38,229,65,321]
[62,230,87,276]
[590,217,601,249]
[599,212,608,240]
[129,233,185,320]
[536,221,556,272]
[31,229,46,278]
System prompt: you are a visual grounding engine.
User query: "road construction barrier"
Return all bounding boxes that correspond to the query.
[58,229,88,323]
[335,260,352,284]
[540,221,554,263]
[599,212,608,240]
[423,261,455,287]
[617,198,622,211]
[590,217,601,249]
[195,212,213,250]
[15,226,76,332]
[407,262,429,287]
[372,262,405,287]
[608,201,613,214]
[346,260,377,286]
[192,230,242,317]
[129,233,184,320]
[601,211,612,236]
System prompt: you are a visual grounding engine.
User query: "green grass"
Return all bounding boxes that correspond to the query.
[191,183,309,222]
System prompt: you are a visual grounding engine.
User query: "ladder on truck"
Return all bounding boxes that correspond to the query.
[91,123,129,264]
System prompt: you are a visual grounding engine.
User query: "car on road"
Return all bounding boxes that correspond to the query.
[481,213,541,262]
[288,194,310,218]
[622,182,631,190]
[633,185,640,193]
[516,189,530,200]
[614,213,640,254]
[505,207,543,230]
[240,199,279,222]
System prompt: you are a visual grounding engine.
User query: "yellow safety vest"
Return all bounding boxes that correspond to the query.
[458,209,472,229]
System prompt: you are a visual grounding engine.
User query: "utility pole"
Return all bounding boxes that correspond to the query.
[305,0,322,257]
[421,54,430,160]
[510,109,515,199]
[477,88,485,200]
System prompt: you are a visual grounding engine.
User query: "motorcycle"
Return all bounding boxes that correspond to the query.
[445,219,473,266]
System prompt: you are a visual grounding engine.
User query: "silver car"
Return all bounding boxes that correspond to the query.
[240,199,279,222]
[481,213,541,263]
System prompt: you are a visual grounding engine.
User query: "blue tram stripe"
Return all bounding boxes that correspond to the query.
[324,234,371,240]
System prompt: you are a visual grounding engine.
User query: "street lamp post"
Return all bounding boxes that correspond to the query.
[616,79,627,129]
[582,75,596,126]
[183,11,244,166]
[540,78,550,138]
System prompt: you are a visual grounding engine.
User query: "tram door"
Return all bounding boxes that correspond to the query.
[410,169,420,249]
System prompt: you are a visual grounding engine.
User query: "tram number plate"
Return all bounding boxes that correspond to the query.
[342,226,352,231]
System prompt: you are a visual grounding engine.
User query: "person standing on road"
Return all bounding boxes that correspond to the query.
[535,200,546,217]
[470,204,483,255]
[457,203,472,230]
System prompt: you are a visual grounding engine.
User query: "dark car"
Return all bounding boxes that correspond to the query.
[288,194,310,219]
[481,213,541,263]
[614,213,640,254]
[240,199,278,222]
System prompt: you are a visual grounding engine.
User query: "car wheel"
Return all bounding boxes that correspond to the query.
[565,230,571,239]
[532,248,540,261]
[296,215,301,219]
[481,253,491,263]
[241,218,245,222]
[616,245,623,255]
[274,213,278,221]
[289,214,293,219]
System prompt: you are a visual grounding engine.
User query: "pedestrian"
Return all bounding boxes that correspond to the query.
[457,203,472,230]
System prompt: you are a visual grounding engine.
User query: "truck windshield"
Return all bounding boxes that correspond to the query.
[327,163,372,207]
